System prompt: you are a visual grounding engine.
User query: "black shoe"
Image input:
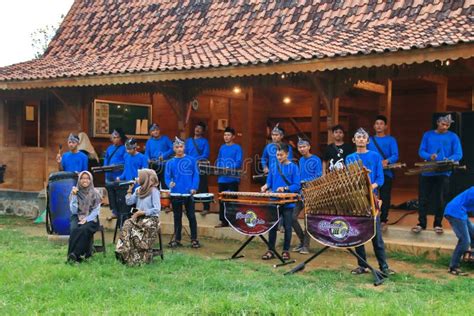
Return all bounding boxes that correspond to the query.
[381,268,396,276]
[351,266,369,275]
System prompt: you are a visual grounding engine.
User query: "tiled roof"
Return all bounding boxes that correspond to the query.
[0,0,473,83]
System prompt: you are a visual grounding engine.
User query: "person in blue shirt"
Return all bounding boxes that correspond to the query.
[56,133,88,172]
[292,137,322,255]
[185,122,211,215]
[166,137,201,249]
[444,186,474,276]
[117,138,148,182]
[260,143,300,261]
[104,128,127,220]
[261,123,293,175]
[413,114,463,234]
[115,169,161,266]
[145,123,173,189]
[346,128,394,276]
[367,115,399,230]
[215,127,243,228]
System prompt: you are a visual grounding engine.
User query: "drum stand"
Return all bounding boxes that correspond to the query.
[284,246,385,286]
[229,235,296,268]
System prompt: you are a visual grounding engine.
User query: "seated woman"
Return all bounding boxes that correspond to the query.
[115,168,161,266]
[67,171,102,263]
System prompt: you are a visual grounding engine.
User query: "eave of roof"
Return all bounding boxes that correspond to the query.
[1,43,472,91]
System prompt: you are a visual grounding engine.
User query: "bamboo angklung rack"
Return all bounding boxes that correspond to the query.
[219,192,299,205]
[303,159,376,217]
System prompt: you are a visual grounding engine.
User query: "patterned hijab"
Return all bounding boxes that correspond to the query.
[137,169,159,199]
[71,171,102,219]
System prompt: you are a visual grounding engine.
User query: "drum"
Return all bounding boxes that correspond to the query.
[193,193,215,203]
[160,190,171,208]
[47,171,78,235]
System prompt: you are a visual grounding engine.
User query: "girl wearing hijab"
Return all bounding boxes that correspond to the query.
[115,168,161,266]
[67,171,102,263]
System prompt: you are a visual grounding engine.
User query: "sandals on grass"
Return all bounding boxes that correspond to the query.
[261,251,275,260]
[448,268,468,276]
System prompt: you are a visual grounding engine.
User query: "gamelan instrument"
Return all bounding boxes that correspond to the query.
[198,161,243,178]
[160,190,171,208]
[252,174,267,182]
[219,191,299,267]
[91,164,124,173]
[193,193,215,203]
[285,160,385,286]
[405,160,466,176]
[384,162,406,170]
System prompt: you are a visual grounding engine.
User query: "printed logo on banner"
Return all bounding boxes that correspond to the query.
[236,210,265,228]
[318,218,360,241]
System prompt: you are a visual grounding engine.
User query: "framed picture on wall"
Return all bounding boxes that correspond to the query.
[92,99,152,139]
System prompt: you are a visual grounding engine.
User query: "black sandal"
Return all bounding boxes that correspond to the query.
[261,251,275,260]
[169,240,183,248]
[448,268,468,276]
[282,251,290,261]
[191,240,201,249]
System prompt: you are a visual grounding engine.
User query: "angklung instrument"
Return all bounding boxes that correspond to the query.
[219,191,299,267]
[91,164,124,173]
[405,160,466,176]
[285,160,385,286]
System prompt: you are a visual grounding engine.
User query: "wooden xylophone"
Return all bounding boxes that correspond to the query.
[219,191,299,205]
[405,160,466,176]
[384,162,406,170]
[303,160,376,217]
[91,164,124,173]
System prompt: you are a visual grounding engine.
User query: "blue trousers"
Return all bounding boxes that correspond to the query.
[268,206,293,252]
[446,215,474,269]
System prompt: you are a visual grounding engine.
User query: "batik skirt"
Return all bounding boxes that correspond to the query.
[115,216,160,266]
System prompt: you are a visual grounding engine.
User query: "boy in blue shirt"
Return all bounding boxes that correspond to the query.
[104,128,127,220]
[185,122,211,215]
[292,137,322,254]
[117,138,148,182]
[261,123,293,174]
[368,115,399,231]
[56,133,88,172]
[444,186,474,276]
[145,123,173,189]
[261,143,300,261]
[413,114,463,234]
[346,128,394,276]
[166,137,201,248]
[215,127,243,228]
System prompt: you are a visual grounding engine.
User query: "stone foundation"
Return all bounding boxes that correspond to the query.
[0,190,42,219]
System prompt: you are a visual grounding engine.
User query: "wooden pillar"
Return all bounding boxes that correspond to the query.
[326,98,339,144]
[379,79,392,133]
[436,80,448,112]
[311,93,321,155]
[241,87,254,192]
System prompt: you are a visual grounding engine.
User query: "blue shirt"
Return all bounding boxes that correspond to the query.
[145,136,174,161]
[266,161,301,208]
[418,130,463,177]
[444,187,474,221]
[126,187,161,217]
[346,151,384,190]
[261,143,294,169]
[103,144,126,182]
[165,155,200,194]
[299,155,322,183]
[61,151,88,172]
[216,143,243,184]
[185,137,210,161]
[118,152,148,181]
[368,135,399,179]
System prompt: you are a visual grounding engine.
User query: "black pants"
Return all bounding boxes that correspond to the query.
[292,201,310,248]
[68,215,98,258]
[379,176,393,223]
[418,175,450,228]
[198,174,210,211]
[152,163,168,190]
[355,216,388,271]
[268,207,293,252]
[171,196,198,241]
[105,181,118,216]
[218,182,239,223]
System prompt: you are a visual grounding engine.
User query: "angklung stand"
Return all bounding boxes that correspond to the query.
[285,160,385,286]
[220,191,299,268]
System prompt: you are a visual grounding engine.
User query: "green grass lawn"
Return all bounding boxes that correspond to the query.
[1,215,473,315]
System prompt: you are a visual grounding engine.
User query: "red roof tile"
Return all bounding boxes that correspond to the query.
[0,0,473,82]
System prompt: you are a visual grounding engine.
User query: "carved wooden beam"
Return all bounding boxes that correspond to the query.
[353,80,386,94]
